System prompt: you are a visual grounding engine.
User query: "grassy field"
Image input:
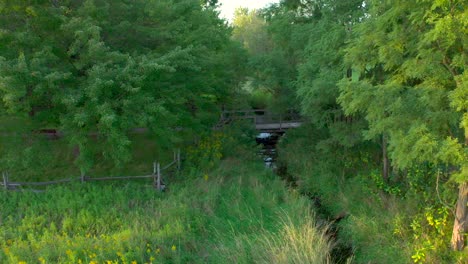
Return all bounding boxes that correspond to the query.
[0,152,330,264]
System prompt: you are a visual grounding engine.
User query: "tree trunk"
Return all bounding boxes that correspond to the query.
[451,182,468,250]
[382,135,389,182]
[450,84,468,251]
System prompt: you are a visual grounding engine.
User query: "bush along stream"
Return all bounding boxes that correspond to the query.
[255,131,354,264]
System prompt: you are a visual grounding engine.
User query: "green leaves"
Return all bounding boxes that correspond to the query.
[0,0,244,171]
[337,0,467,176]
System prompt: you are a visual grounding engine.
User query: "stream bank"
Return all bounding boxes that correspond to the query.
[256,132,354,264]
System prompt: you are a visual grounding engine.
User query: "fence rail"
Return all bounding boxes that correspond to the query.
[1,149,181,192]
[10,178,78,186]
[85,175,154,181]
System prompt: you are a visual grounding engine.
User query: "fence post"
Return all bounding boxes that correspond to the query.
[177,149,181,171]
[153,162,157,188]
[2,172,8,190]
[157,163,161,191]
[81,171,86,183]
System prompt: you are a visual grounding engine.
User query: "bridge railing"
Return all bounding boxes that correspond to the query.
[219,109,303,128]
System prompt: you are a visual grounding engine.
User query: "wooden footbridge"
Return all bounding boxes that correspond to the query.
[217,109,303,132]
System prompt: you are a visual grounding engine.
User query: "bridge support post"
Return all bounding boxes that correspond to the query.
[279,114,282,130]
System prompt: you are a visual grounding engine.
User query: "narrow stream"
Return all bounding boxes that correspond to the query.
[256,132,280,169]
[256,132,354,264]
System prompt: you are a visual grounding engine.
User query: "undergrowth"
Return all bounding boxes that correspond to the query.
[0,126,331,264]
[277,125,461,263]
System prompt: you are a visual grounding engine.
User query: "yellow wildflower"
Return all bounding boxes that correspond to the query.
[171,245,177,251]
[204,174,209,181]
[131,261,137,264]
[18,261,27,264]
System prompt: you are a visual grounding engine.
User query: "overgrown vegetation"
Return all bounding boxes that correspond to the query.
[0,128,330,264]
[233,0,467,262]
[0,2,333,263]
[278,126,457,263]
[1,0,467,263]
[0,0,247,172]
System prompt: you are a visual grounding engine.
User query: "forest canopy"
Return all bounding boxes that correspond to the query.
[0,0,246,171]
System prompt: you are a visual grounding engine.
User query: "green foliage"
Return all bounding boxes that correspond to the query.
[247,87,274,110]
[184,122,257,173]
[296,0,361,117]
[0,0,466,261]
[0,157,330,264]
[0,0,247,172]
[409,206,452,263]
[339,0,467,175]
[232,3,307,113]
[185,132,224,172]
[278,126,459,263]
[0,132,177,183]
[259,0,466,258]
[232,8,272,55]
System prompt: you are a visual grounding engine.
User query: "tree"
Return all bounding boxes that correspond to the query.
[0,0,245,173]
[338,0,467,250]
[296,0,365,149]
[236,2,312,112]
[232,8,271,55]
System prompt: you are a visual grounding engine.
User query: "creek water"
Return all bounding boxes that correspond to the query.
[256,132,281,169]
[255,132,354,264]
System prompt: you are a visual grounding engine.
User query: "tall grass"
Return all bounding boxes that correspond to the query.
[0,157,331,263]
[254,216,331,264]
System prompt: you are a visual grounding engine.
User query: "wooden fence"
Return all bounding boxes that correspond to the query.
[1,149,181,192]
